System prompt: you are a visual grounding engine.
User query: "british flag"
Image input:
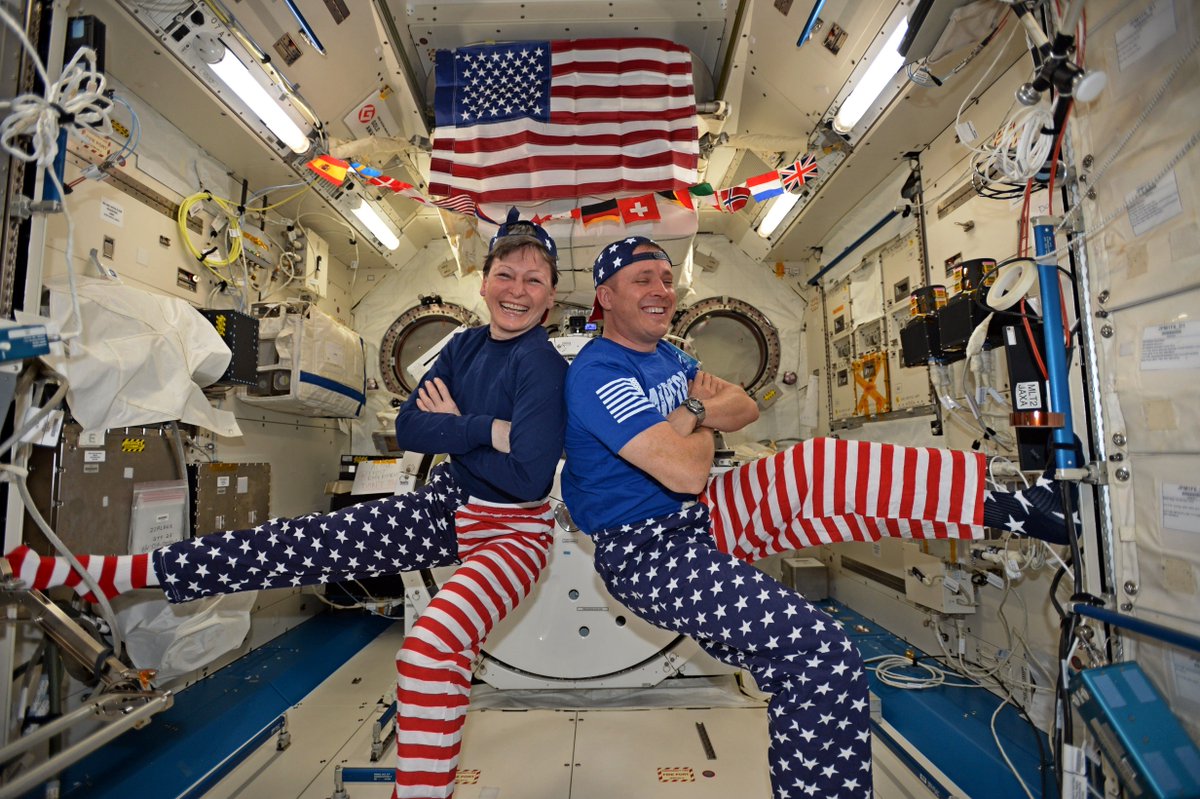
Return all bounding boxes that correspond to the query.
[779,154,819,193]
[715,185,751,213]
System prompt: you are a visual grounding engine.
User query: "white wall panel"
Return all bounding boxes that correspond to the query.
[1071,0,1200,739]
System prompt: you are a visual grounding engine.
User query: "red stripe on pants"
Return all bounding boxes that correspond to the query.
[702,438,987,563]
[393,501,552,799]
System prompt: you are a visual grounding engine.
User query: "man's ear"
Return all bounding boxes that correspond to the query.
[596,284,612,311]
[479,275,487,297]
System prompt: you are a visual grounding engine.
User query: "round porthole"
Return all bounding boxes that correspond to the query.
[670,296,781,397]
[379,298,480,398]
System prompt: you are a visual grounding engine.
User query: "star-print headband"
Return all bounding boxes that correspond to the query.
[589,236,672,321]
[489,206,558,261]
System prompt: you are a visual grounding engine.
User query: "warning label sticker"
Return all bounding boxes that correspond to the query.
[657,767,696,783]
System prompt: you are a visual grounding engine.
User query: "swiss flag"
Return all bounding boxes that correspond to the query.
[617,195,662,225]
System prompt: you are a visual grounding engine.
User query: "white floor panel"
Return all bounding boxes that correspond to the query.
[190,626,833,799]
[570,707,772,798]
[454,709,579,798]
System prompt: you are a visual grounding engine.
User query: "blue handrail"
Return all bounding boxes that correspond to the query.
[807,209,900,286]
[1071,603,1200,655]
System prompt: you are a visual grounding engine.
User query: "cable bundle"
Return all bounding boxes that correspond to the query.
[0,39,112,169]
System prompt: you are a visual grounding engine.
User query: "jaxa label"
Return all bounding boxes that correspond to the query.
[1014,381,1042,410]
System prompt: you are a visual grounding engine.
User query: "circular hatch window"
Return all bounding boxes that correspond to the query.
[379,299,481,398]
[670,296,781,396]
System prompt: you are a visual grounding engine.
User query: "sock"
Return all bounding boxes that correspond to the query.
[4,546,159,602]
[982,468,1077,545]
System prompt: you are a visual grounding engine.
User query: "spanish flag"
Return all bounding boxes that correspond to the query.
[307,155,349,185]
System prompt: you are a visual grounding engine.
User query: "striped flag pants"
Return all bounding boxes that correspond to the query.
[147,465,553,799]
[593,438,990,799]
[393,499,553,799]
[703,437,988,560]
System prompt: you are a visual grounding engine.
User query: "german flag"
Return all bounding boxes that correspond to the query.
[307,155,349,185]
[578,199,620,228]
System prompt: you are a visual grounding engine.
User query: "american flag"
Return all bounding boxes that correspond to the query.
[429,38,699,203]
[780,154,819,194]
[431,194,477,217]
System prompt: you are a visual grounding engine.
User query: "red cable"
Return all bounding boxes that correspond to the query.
[1021,298,1049,380]
[1079,10,1087,66]
[1019,179,1033,257]
[1047,101,1074,214]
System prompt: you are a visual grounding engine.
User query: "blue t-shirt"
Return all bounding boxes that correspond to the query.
[394,325,566,503]
[562,338,699,533]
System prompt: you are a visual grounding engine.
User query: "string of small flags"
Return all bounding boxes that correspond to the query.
[305,154,820,229]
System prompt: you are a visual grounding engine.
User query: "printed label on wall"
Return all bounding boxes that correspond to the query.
[1141,321,1200,371]
[100,197,124,227]
[344,87,400,138]
[1116,0,1175,71]
[1127,169,1182,237]
[1161,483,1200,534]
[1170,649,1200,712]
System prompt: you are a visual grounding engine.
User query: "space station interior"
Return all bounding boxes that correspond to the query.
[1,0,1198,797]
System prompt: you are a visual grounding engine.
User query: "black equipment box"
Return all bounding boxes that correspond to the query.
[938,293,1004,354]
[199,309,259,386]
[900,316,962,367]
[1002,323,1053,470]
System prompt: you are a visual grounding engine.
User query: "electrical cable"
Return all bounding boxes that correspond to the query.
[11,459,125,660]
[994,101,1058,183]
[1046,100,1074,214]
[991,690,1038,799]
[106,95,140,163]
[167,423,192,549]
[955,23,1023,159]
[1,375,125,656]
[863,654,991,690]
[177,191,244,271]
[251,182,314,212]
[0,378,68,460]
[0,10,121,342]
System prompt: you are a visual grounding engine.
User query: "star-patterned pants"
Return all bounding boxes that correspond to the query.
[592,438,993,799]
[150,465,554,799]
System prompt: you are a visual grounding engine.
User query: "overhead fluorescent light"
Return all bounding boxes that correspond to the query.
[205,44,311,154]
[351,199,400,251]
[756,193,801,238]
[832,17,910,134]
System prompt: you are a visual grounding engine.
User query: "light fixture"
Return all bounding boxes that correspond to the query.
[351,199,401,251]
[756,192,801,238]
[832,17,910,134]
[200,40,311,154]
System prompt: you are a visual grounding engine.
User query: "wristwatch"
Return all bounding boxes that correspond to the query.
[682,397,706,425]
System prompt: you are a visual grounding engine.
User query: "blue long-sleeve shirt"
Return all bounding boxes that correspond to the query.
[394,325,567,503]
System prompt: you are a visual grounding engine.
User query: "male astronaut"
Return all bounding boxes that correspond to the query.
[560,235,1070,799]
